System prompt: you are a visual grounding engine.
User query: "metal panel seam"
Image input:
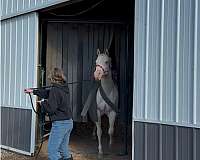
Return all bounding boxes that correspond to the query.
[159,0,165,122]
[193,0,198,125]
[26,16,30,106]
[20,18,24,107]
[3,22,7,105]
[8,21,12,105]
[175,0,181,123]
[145,0,150,120]
[14,20,18,105]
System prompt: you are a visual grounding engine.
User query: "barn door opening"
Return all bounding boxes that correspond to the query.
[44,22,128,122]
[39,21,132,155]
[38,0,133,158]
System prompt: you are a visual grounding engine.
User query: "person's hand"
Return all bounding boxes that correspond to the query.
[36,100,42,105]
[24,88,33,94]
[36,99,45,105]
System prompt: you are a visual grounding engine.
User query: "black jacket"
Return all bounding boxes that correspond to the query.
[33,83,72,121]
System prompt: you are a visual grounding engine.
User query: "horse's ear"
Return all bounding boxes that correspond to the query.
[105,49,109,56]
[97,48,100,55]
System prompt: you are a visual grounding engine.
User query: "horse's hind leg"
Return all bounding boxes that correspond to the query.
[92,125,96,138]
[96,111,103,154]
[108,111,116,146]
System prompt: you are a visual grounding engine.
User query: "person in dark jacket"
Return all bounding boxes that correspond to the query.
[25,68,73,160]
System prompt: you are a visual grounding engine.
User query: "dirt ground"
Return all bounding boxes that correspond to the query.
[1,122,132,160]
[1,136,131,160]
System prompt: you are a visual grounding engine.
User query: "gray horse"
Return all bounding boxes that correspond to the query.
[93,49,118,155]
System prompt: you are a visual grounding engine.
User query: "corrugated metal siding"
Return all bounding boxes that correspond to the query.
[0,12,38,154]
[1,107,32,153]
[0,0,71,20]
[1,13,38,110]
[134,121,200,160]
[134,0,200,128]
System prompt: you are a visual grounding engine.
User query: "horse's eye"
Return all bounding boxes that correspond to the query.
[105,61,108,64]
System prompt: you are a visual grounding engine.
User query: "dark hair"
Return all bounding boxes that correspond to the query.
[48,68,66,84]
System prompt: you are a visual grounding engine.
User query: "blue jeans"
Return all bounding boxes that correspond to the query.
[48,119,73,160]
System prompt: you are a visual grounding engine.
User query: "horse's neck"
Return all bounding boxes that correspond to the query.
[101,72,115,95]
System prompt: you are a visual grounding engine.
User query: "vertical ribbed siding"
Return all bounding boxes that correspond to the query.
[1,13,38,109]
[134,0,146,119]
[1,0,71,20]
[178,0,194,124]
[134,0,200,128]
[134,122,200,160]
[0,12,38,155]
[1,107,32,154]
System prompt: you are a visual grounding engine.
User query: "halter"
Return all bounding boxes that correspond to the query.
[96,64,109,75]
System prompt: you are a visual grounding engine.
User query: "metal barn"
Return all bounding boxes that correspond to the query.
[1,0,200,160]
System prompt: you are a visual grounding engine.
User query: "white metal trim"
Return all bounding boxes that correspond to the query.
[159,0,165,121]
[0,145,32,156]
[8,21,12,105]
[193,0,198,125]
[175,0,181,123]
[20,18,24,107]
[144,0,150,119]
[3,22,7,105]
[26,16,30,106]
[14,20,18,105]
[29,12,39,155]
[133,118,200,129]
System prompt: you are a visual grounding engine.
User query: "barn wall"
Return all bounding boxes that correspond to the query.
[134,122,200,160]
[0,12,39,155]
[1,107,32,153]
[134,0,200,128]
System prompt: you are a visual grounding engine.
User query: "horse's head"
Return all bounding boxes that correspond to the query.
[94,49,111,80]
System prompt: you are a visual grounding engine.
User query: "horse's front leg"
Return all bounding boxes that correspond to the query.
[108,110,116,146]
[95,111,103,154]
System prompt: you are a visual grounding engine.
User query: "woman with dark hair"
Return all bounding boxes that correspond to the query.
[25,68,73,160]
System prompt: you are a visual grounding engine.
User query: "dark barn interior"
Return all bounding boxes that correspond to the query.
[38,0,134,158]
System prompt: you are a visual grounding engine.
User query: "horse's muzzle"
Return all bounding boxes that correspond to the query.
[94,66,104,80]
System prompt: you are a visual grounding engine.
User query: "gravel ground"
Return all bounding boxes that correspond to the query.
[1,149,32,160]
